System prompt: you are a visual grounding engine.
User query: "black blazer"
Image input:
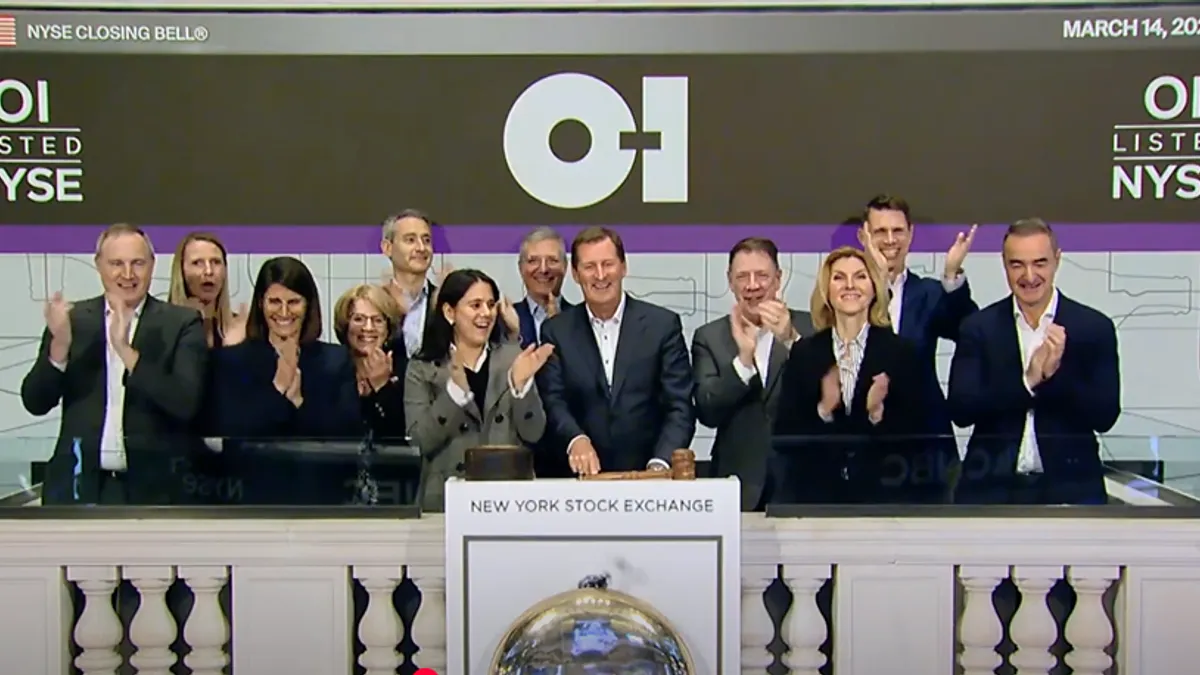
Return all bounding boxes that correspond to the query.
[773,325,932,504]
[358,336,409,441]
[536,296,696,470]
[380,281,439,438]
[20,296,208,505]
[210,340,361,439]
[947,293,1120,505]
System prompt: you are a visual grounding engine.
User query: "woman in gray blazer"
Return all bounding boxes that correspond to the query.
[404,269,554,511]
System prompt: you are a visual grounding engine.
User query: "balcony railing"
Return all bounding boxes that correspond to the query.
[1,504,1199,675]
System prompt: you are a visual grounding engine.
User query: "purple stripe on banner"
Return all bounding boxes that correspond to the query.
[0,223,1196,255]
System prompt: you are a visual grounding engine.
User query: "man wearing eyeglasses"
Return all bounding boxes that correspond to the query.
[513,226,572,348]
[692,237,814,511]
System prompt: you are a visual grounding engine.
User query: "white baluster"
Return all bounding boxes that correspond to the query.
[780,564,830,675]
[125,566,179,675]
[957,566,1005,675]
[67,566,124,675]
[353,565,403,675]
[1064,566,1118,675]
[179,565,230,675]
[408,565,446,673]
[740,565,775,673]
[1009,565,1061,675]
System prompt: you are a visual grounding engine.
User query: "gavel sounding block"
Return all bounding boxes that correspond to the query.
[465,445,535,481]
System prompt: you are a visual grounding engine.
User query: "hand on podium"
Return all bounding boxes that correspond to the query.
[568,437,602,476]
[580,449,696,481]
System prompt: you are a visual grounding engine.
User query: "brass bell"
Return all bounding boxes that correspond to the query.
[490,573,697,674]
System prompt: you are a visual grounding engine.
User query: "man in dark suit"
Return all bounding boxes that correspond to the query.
[511,226,574,477]
[536,227,696,474]
[948,218,1121,505]
[21,223,208,505]
[380,208,441,358]
[380,208,443,441]
[859,194,979,490]
[692,237,815,511]
[513,226,573,348]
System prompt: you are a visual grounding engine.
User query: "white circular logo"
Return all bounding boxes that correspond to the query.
[503,73,640,210]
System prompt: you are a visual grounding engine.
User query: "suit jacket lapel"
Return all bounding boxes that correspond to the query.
[421,282,438,335]
[129,296,157,352]
[764,310,809,398]
[74,297,106,353]
[898,273,924,340]
[573,307,610,398]
[610,300,644,401]
[998,296,1025,385]
[435,362,482,423]
[483,346,512,416]
[515,300,537,347]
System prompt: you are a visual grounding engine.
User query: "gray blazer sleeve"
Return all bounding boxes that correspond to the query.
[691,324,756,429]
[403,358,471,460]
[492,343,547,444]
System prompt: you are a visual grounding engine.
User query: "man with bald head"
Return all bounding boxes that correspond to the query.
[21,223,208,505]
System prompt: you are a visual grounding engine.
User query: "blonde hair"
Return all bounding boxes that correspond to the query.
[810,246,891,331]
[333,284,404,346]
[167,232,233,339]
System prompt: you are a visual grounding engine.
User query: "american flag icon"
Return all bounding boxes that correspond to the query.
[0,15,16,47]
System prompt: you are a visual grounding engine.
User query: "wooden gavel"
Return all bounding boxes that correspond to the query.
[579,449,696,481]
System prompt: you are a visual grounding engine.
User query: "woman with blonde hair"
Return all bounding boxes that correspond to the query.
[167,232,246,347]
[333,283,408,440]
[773,246,932,504]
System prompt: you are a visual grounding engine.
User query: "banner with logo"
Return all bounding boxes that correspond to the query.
[0,6,1198,228]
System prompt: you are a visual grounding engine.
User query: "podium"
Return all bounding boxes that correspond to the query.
[445,477,741,675]
[219,439,421,505]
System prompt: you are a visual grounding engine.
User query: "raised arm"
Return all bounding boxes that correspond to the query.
[124,313,209,423]
[691,327,757,429]
[403,359,472,460]
[21,328,66,417]
[931,276,979,342]
[1032,315,1121,433]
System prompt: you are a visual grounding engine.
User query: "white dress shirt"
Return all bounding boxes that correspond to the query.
[731,326,775,387]
[588,294,626,386]
[818,322,871,423]
[400,284,430,358]
[566,296,667,469]
[444,345,533,408]
[99,302,145,471]
[887,269,967,334]
[525,296,558,343]
[1015,288,1061,475]
[50,299,146,472]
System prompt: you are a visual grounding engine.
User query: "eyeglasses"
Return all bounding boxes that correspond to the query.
[350,314,388,328]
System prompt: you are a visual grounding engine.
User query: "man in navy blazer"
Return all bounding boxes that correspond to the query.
[859,194,979,492]
[948,218,1120,505]
[513,226,572,348]
[512,226,573,476]
[536,227,696,474]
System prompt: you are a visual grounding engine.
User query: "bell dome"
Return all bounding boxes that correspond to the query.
[490,573,695,674]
